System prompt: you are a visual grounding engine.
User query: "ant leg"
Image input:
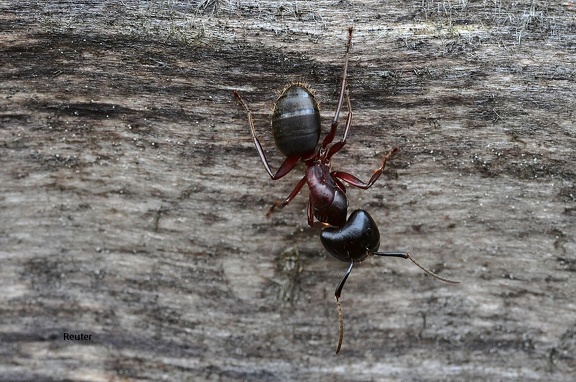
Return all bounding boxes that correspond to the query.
[374,252,461,284]
[322,27,353,149]
[325,90,353,160]
[335,261,354,354]
[233,90,299,180]
[333,176,347,194]
[266,175,307,218]
[332,147,398,190]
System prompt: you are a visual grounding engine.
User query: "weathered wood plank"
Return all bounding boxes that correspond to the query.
[1,1,575,380]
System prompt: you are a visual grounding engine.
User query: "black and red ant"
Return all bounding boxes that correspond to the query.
[234,27,460,355]
[234,27,397,227]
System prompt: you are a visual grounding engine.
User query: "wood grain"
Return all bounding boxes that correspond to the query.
[1,1,575,381]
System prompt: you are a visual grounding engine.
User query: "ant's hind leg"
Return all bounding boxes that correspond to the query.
[233,90,299,180]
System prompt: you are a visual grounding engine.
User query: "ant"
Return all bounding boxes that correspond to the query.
[234,27,397,227]
[321,209,460,354]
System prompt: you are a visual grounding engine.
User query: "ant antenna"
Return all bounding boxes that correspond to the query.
[373,251,460,284]
[336,297,344,354]
[334,253,459,354]
[334,261,353,354]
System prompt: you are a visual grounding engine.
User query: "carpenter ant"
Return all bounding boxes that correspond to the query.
[234,27,397,227]
[320,209,460,354]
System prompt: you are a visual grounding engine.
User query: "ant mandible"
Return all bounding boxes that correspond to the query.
[234,27,397,227]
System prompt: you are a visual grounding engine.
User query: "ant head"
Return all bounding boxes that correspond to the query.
[320,209,380,263]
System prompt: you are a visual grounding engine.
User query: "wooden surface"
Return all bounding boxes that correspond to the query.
[1,1,575,381]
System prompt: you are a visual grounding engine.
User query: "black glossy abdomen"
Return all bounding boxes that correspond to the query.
[272,85,321,157]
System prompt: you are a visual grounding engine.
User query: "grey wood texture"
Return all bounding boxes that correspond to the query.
[1,1,575,381]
